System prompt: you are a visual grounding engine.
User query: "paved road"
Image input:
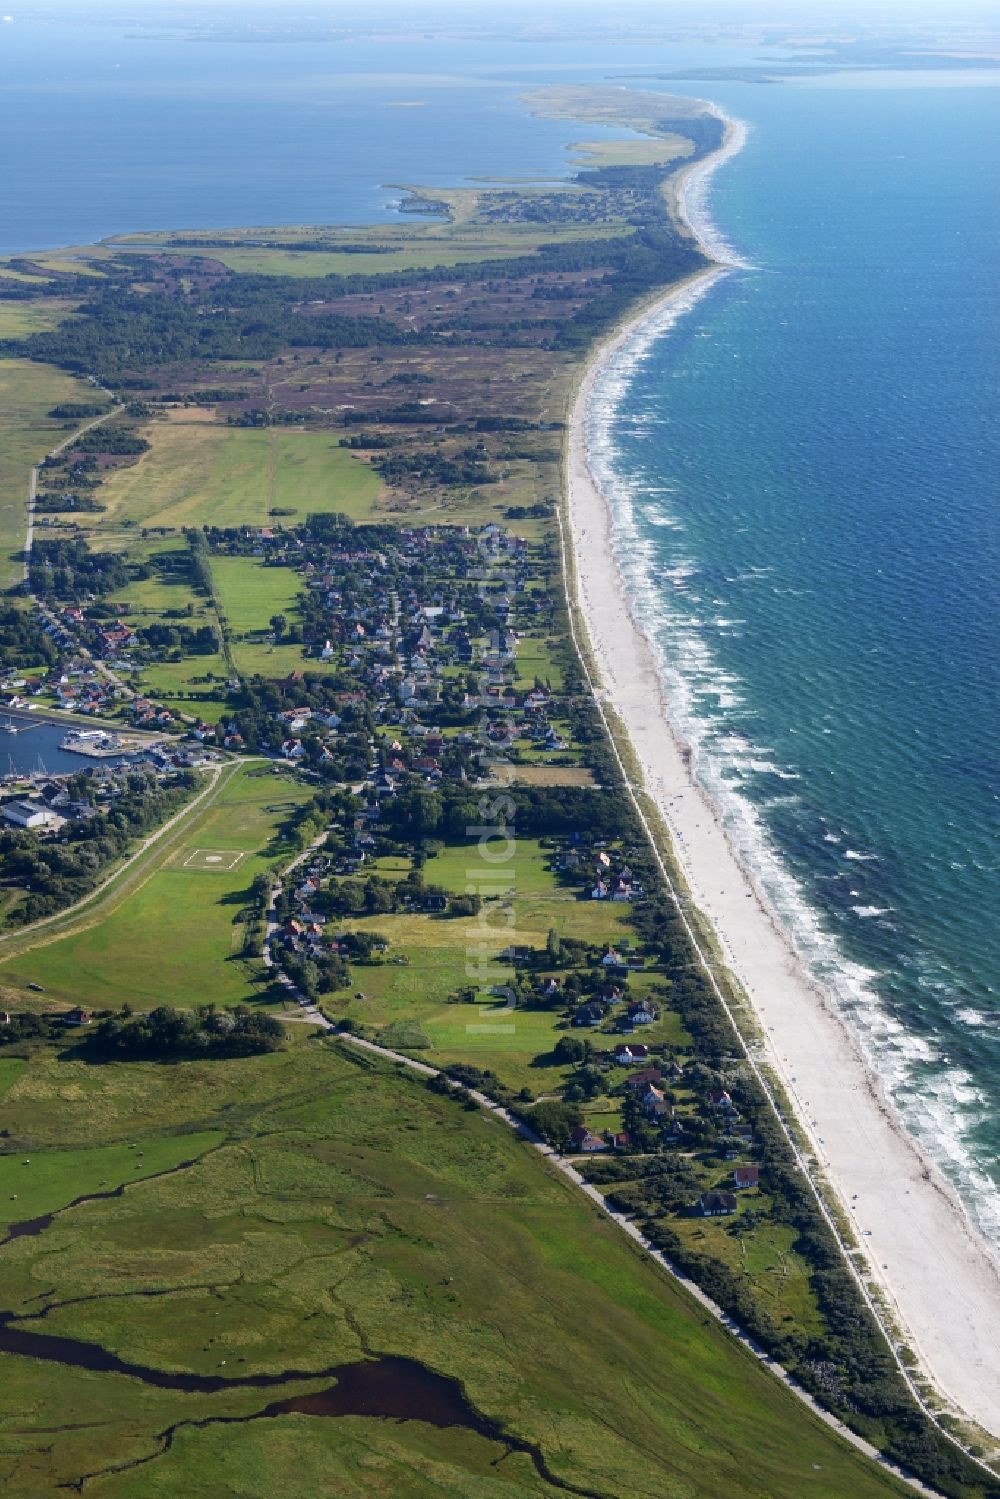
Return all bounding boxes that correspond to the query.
[262,832,330,975]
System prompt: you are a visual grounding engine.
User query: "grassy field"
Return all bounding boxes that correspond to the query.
[209,554,337,680]
[0,266,52,284]
[103,540,231,714]
[85,423,383,532]
[107,220,631,277]
[321,840,687,1093]
[0,766,311,1012]
[28,255,106,278]
[0,1056,25,1100]
[0,1040,910,1498]
[171,243,546,277]
[0,1130,223,1229]
[0,300,79,337]
[0,358,100,589]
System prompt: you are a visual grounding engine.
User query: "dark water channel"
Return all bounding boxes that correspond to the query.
[1,1154,604,1492]
[0,1320,606,1497]
[0,1294,603,1495]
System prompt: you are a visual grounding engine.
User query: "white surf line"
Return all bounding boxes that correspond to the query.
[556,116,1000,1464]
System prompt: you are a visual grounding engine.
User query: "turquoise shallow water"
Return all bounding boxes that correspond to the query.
[590,81,1000,1243]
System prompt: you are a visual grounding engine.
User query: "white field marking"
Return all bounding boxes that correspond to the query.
[181,848,247,872]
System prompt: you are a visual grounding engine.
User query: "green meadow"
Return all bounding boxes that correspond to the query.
[86,423,383,532]
[174,243,544,277]
[103,540,230,714]
[0,1040,909,1499]
[210,554,337,679]
[322,840,685,1092]
[0,1131,222,1229]
[0,766,310,1012]
[0,299,79,338]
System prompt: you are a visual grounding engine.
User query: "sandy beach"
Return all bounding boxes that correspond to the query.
[563,120,1000,1442]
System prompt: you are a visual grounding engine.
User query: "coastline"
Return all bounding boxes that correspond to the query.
[562,115,1000,1441]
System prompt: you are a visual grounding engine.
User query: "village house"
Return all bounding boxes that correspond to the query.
[613,1043,649,1066]
[624,1066,662,1091]
[698,1190,738,1217]
[568,1126,607,1154]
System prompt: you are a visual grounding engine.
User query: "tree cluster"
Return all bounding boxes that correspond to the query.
[86,1004,284,1060]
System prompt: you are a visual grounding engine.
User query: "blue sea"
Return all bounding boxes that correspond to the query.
[589,81,1000,1246]
[1,22,997,1242]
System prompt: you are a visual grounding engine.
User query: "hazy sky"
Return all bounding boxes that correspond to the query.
[11,0,1000,26]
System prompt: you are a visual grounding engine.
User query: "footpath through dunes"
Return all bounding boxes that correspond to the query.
[0,1042,914,1499]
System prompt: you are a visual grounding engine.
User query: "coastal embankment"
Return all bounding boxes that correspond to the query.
[563,112,1000,1443]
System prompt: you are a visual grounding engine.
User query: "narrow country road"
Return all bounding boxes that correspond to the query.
[24,401,123,585]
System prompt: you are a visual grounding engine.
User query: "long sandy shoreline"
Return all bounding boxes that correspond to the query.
[564,116,1000,1442]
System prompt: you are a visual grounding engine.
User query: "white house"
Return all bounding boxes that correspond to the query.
[3,801,58,829]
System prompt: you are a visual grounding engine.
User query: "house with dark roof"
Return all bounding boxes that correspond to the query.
[698,1190,737,1217]
[624,1066,662,1090]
